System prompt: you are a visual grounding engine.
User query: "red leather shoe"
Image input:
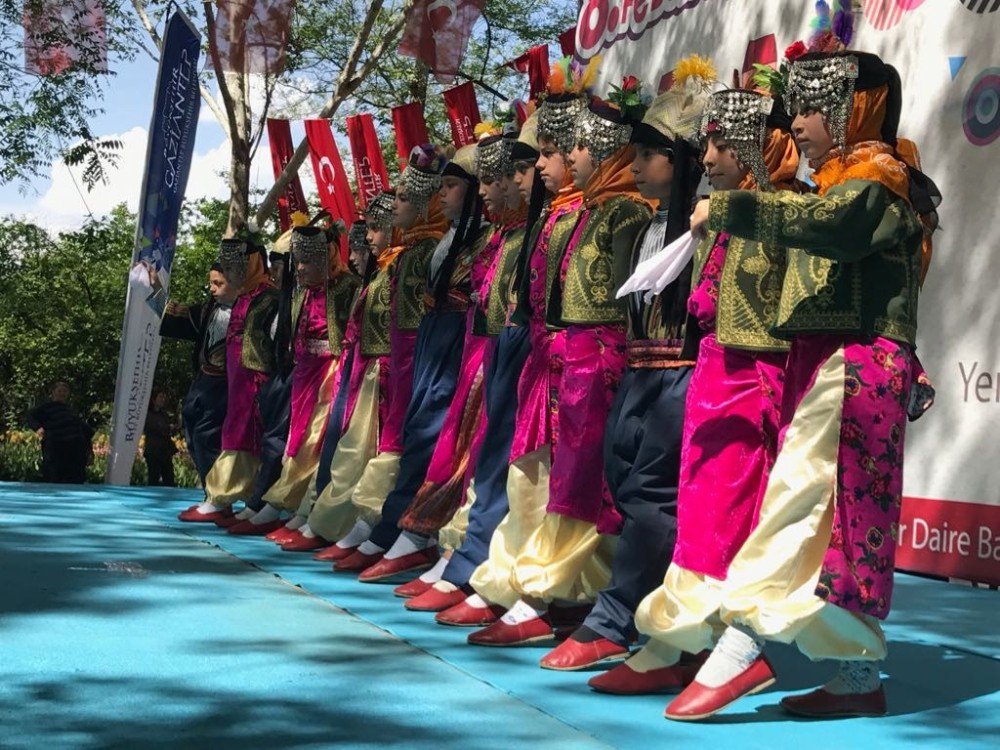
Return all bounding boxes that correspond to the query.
[215,513,244,528]
[178,506,233,523]
[780,686,887,718]
[266,525,298,543]
[405,586,468,612]
[467,615,555,646]
[393,578,432,599]
[334,550,384,572]
[358,548,439,583]
[588,661,695,695]
[435,599,505,627]
[665,655,776,721]
[314,544,355,562]
[227,519,284,536]
[540,636,629,671]
[281,534,329,552]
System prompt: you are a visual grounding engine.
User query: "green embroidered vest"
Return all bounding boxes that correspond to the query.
[549,195,651,327]
[240,287,279,373]
[709,179,922,345]
[395,238,436,331]
[716,235,791,352]
[360,268,393,357]
[477,224,527,337]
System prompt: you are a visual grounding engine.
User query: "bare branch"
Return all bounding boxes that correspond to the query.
[254,0,413,226]
[201,0,242,148]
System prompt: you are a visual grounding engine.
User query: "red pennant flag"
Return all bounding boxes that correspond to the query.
[266,119,309,232]
[346,114,391,209]
[392,102,431,167]
[398,0,486,85]
[505,45,549,101]
[24,0,107,75]
[442,83,482,147]
[211,0,294,75]
[741,34,777,88]
[558,26,577,58]
[305,119,356,260]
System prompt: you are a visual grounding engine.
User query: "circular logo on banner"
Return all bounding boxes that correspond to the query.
[959,0,1000,13]
[963,68,1000,146]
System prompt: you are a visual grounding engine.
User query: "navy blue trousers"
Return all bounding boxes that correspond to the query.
[368,309,466,549]
[182,373,228,487]
[442,324,531,587]
[245,370,292,512]
[584,365,691,646]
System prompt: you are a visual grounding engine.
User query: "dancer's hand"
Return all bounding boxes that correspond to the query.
[690,198,710,238]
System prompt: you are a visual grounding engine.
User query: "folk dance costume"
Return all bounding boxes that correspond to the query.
[180,235,278,523]
[332,153,451,573]
[260,226,359,549]
[391,127,529,597]
[313,221,374,499]
[161,290,230,489]
[542,68,711,670]
[439,70,587,629]
[229,232,296,528]
[665,35,940,720]
[350,145,486,582]
[407,116,542,612]
[468,65,654,646]
[593,69,807,696]
[303,193,397,554]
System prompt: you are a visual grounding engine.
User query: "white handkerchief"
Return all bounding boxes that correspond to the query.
[616,231,697,302]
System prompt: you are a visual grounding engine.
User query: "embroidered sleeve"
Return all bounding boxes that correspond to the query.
[708,179,901,264]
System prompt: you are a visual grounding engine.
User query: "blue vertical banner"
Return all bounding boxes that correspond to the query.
[106,11,202,484]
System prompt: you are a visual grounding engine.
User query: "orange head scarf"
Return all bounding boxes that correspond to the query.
[237,248,273,297]
[737,128,801,192]
[380,194,450,272]
[582,144,656,210]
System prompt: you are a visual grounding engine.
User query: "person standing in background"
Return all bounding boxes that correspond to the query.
[144,390,177,487]
[27,381,93,484]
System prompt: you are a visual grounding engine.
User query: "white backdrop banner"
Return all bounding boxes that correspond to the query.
[575,0,1000,582]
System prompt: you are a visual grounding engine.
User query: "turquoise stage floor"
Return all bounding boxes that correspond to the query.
[1,483,997,749]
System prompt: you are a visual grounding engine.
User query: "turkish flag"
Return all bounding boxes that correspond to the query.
[398,0,486,84]
[506,45,549,101]
[346,114,391,209]
[211,0,294,75]
[443,82,481,146]
[304,119,355,260]
[741,34,777,88]
[266,119,309,231]
[558,26,576,58]
[392,102,431,167]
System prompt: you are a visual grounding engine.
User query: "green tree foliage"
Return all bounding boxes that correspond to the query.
[0,200,230,431]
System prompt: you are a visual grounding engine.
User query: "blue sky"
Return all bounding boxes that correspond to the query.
[0,48,284,232]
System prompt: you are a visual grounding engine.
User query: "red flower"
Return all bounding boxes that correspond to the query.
[785,41,808,62]
[622,75,639,92]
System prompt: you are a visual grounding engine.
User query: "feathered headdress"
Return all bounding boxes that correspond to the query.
[635,54,718,147]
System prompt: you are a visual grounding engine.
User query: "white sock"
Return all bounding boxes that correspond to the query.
[432,580,459,593]
[298,523,315,539]
[500,599,546,626]
[196,502,218,514]
[337,519,373,549]
[284,516,306,531]
[465,593,490,609]
[418,556,448,583]
[694,625,764,688]
[357,540,385,555]
[823,660,882,695]
[625,643,679,674]
[250,505,281,525]
[384,531,434,560]
[235,507,255,520]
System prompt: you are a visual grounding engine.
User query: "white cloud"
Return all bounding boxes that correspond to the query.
[1,124,319,234]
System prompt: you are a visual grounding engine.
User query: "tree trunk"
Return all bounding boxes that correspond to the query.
[226,71,252,236]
